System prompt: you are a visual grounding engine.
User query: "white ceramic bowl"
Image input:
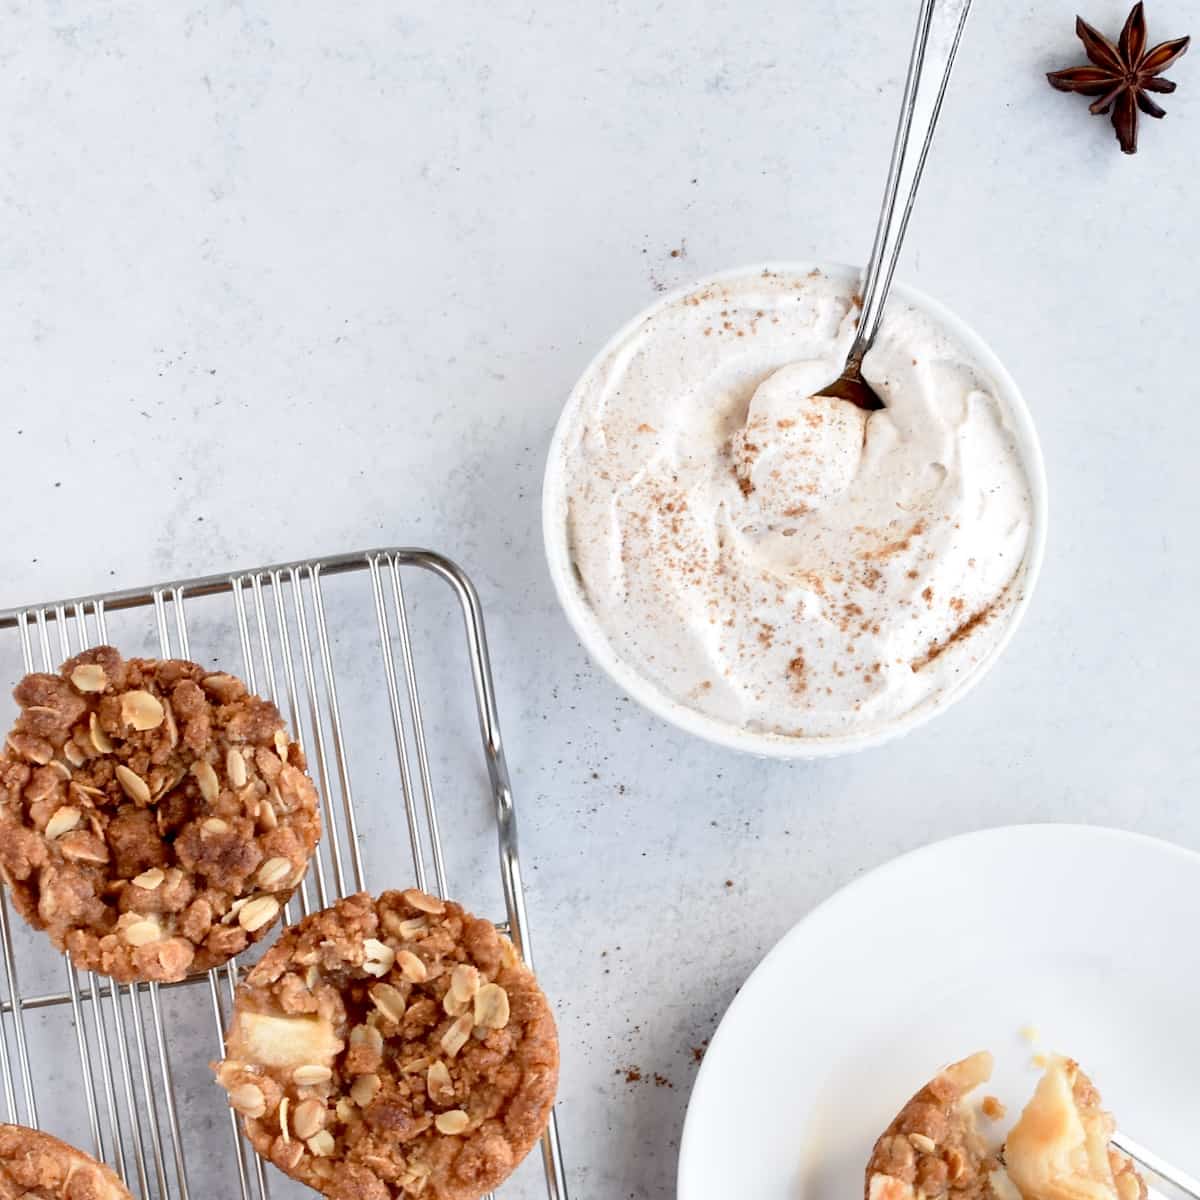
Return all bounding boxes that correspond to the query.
[542,262,1048,758]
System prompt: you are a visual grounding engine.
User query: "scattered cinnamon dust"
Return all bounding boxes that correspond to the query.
[911,599,999,672]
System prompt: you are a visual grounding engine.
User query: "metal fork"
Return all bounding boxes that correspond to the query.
[1113,1133,1200,1200]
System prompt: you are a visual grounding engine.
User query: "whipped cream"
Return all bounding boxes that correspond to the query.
[552,267,1037,740]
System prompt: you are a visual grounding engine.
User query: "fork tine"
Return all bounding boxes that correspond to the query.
[1112,1133,1200,1200]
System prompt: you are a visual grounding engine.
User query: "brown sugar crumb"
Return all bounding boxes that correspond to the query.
[866,1052,994,1200]
[0,647,320,983]
[653,1074,673,1089]
[621,1067,642,1084]
[0,1124,132,1198]
[216,890,558,1200]
[981,1095,1006,1120]
[636,423,657,434]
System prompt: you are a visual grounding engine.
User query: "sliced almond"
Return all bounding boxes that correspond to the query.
[434,1109,469,1135]
[191,760,220,804]
[349,1023,384,1055]
[335,1097,356,1123]
[256,857,292,889]
[305,964,321,990]
[362,938,395,978]
[440,1014,473,1059]
[132,867,165,890]
[202,817,229,835]
[115,764,150,805]
[399,1056,430,1074]
[228,1082,266,1118]
[399,1163,432,1193]
[909,1133,937,1155]
[279,1096,291,1143]
[70,664,108,693]
[122,918,162,947]
[450,964,480,1004]
[426,1060,453,1104]
[226,747,247,788]
[389,916,428,941]
[63,741,86,767]
[349,1072,381,1107]
[369,983,407,1023]
[442,990,469,1017]
[292,1064,332,1086]
[89,713,113,754]
[48,760,71,781]
[402,888,445,915]
[60,832,109,864]
[473,982,510,1030]
[163,700,179,748]
[44,806,81,840]
[396,950,428,983]
[306,1130,335,1157]
[291,1098,326,1139]
[274,729,290,760]
[6,734,52,765]
[23,772,58,806]
[120,690,164,731]
[258,801,278,831]
[238,895,280,933]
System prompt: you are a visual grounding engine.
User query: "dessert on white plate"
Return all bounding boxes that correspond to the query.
[867,1053,1145,1200]
[545,264,1045,754]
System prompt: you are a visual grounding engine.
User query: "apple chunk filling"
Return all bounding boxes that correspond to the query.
[866,1055,1145,1200]
[227,1010,342,1072]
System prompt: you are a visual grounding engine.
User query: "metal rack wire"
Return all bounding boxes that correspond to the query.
[0,548,568,1200]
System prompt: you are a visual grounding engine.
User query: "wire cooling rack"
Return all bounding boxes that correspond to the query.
[0,548,568,1200]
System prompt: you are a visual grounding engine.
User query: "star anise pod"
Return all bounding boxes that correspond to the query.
[1047,2,1189,154]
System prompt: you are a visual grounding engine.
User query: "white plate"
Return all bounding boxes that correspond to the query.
[678,825,1200,1199]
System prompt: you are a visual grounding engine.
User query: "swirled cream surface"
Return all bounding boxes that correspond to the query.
[554,268,1036,739]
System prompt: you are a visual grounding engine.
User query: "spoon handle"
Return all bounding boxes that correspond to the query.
[848,0,974,371]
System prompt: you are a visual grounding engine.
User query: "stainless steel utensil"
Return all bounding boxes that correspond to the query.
[818,0,973,410]
[1114,1132,1200,1200]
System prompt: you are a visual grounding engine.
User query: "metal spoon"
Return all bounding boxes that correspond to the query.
[817,0,974,411]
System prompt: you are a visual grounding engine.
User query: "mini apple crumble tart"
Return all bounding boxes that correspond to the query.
[0,647,320,983]
[866,1053,1146,1200]
[0,1123,132,1198]
[866,1051,998,1200]
[214,890,559,1200]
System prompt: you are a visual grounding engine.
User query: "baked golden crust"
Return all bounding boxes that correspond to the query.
[214,890,558,1200]
[0,647,320,983]
[865,1052,998,1200]
[0,1124,132,1199]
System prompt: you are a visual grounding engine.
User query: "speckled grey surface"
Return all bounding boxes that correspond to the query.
[1,2,1198,1198]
